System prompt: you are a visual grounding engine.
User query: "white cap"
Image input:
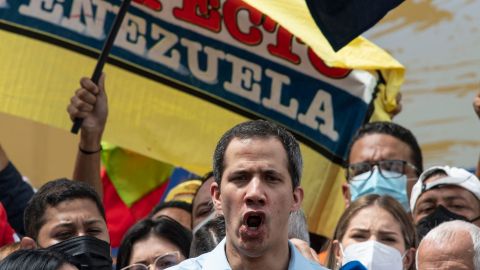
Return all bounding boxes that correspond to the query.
[410,166,480,212]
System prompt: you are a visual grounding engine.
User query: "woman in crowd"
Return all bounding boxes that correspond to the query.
[327,194,416,270]
[0,249,78,270]
[116,216,192,270]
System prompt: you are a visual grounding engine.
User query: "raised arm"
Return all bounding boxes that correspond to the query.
[0,145,34,235]
[67,74,108,197]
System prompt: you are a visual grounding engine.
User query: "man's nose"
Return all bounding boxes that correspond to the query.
[244,177,266,206]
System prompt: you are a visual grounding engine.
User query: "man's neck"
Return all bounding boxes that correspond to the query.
[225,240,291,270]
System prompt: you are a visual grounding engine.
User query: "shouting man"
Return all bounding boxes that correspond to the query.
[168,120,325,270]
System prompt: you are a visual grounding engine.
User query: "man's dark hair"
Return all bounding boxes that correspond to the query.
[149,200,192,218]
[116,216,192,270]
[189,215,226,257]
[213,120,302,188]
[0,249,71,270]
[347,121,423,174]
[23,178,105,240]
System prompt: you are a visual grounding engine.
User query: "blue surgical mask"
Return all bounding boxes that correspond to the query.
[349,167,410,211]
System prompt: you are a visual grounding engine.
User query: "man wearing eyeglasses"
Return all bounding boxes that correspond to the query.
[344,121,423,211]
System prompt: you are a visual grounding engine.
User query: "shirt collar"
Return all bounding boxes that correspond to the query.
[202,237,230,270]
[202,238,317,270]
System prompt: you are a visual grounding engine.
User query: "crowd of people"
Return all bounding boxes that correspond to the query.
[0,76,478,270]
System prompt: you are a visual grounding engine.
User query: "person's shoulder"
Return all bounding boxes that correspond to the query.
[289,241,330,270]
[293,258,329,270]
[306,260,330,270]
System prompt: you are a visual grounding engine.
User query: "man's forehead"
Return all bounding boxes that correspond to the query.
[350,133,413,161]
[421,230,473,255]
[423,174,448,185]
[193,178,214,207]
[222,137,291,181]
[43,198,103,220]
[229,136,282,147]
[225,137,287,158]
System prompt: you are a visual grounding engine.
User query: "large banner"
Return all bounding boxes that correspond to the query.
[0,0,403,237]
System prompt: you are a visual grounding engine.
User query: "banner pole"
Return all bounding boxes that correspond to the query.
[71,0,132,134]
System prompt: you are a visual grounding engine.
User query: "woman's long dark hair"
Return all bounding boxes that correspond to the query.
[0,249,73,270]
[116,216,192,269]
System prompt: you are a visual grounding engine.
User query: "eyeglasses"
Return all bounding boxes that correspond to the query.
[120,251,181,270]
[346,160,418,182]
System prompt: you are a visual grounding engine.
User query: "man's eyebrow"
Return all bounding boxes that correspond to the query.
[52,222,75,229]
[444,195,469,203]
[263,169,282,175]
[195,201,211,210]
[197,201,210,207]
[228,169,247,175]
[417,196,436,205]
[226,170,251,179]
[83,219,104,226]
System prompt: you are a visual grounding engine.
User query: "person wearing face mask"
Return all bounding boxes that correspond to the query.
[20,179,112,270]
[344,121,423,212]
[410,165,480,241]
[327,194,416,270]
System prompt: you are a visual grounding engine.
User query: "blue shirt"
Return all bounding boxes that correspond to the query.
[167,238,329,270]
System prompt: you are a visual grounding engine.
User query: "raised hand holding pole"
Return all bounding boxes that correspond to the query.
[71,0,132,134]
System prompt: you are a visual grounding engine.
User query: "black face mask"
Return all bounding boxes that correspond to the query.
[416,205,480,241]
[47,235,112,270]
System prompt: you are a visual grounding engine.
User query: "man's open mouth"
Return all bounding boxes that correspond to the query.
[243,211,266,231]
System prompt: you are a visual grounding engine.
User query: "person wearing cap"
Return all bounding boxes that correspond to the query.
[148,179,202,230]
[164,180,202,204]
[410,165,480,241]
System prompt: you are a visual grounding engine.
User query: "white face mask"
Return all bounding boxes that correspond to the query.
[340,240,405,270]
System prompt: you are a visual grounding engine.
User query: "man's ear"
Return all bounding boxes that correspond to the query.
[341,183,351,208]
[210,181,222,212]
[291,186,304,211]
[20,237,37,250]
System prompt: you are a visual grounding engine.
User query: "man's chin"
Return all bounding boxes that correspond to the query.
[236,240,266,258]
[236,227,267,252]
